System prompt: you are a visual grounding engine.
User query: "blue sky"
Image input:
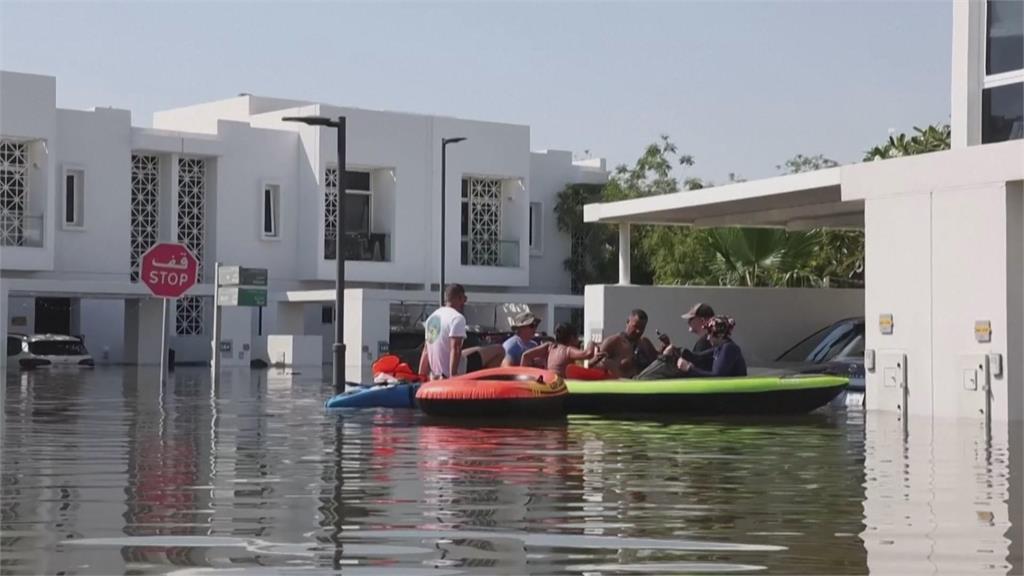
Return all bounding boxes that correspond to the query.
[0,0,951,183]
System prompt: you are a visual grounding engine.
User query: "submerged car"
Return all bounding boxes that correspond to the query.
[6,333,95,368]
[749,317,865,404]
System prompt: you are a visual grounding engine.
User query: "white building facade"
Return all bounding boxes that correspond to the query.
[0,71,607,377]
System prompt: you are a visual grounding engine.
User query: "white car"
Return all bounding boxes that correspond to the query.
[6,333,95,368]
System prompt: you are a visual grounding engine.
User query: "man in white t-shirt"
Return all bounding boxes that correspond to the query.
[418,284,469,380]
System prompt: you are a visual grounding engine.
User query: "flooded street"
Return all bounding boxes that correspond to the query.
[1,367,1019,575]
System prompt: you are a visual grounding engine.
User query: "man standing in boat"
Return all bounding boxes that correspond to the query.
[419,284,468,380]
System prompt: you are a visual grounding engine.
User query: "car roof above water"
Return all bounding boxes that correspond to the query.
[23,333,83,343]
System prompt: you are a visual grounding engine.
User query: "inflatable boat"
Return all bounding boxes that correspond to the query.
[324,382,420,409]
[564,374,847,415]
[416,367,568,418]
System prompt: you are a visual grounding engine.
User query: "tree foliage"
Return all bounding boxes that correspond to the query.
[554,124,950,290]
[864,124,951,161]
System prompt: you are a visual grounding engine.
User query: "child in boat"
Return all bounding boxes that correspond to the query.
[675,316,747,377]
[520,323,603,376]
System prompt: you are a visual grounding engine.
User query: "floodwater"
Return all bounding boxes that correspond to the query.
[1,367,1019,575]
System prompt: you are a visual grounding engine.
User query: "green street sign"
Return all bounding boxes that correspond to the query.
[218,286,267,307]
[218,266,268,287]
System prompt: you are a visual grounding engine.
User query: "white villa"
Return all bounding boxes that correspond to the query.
[0,75,607,378]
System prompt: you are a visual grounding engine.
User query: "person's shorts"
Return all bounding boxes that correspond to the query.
[465,350,483,373]
[431,351,481,380]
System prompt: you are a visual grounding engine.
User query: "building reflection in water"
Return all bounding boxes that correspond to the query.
[862,412,1021,574]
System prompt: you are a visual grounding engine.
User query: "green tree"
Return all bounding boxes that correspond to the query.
[554,183,617,292]
[776,153,863,287]
[776,154,839,174]
[864,124,951,160]
[705,228,821,287]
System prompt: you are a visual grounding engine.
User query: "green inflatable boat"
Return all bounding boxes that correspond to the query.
[564,374,848,415]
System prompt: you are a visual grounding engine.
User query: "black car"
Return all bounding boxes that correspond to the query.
[753,317,866,393]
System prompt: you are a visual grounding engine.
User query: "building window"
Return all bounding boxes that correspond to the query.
[0,140,28,247]
[130,155,160,282]
[324,167,372,259]
[460,177,502,266]
[529,202,543,255]
[177,157,206,281]
[987,0,1023,76]
[262,184,280,238]
[982,82,1024,143]
[176,296,204,336]
[63,168,84,228]
[321,305,334,324]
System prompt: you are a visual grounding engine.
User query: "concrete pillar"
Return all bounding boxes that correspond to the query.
[217,306,254,368]
[618,223,631,285]
[951,0,984,149]
[540,303,555,337]
[123,297,165,365]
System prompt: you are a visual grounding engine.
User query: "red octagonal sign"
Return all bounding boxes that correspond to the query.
[141,243,199,299]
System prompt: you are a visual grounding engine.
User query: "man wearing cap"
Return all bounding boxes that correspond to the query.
[501,311,541,367]
[680,302,715,372]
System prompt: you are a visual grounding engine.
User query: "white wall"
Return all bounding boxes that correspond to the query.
[584,284,864,365]
[931,183,1012,421]
[0,72,57,271]
[844,142,1024,422]
[863,193,934,416]
[209,121,300,282]
[1007,182,1023,425]
[528,151,608,294]
[6,296,34,334]
[54,108,132,282]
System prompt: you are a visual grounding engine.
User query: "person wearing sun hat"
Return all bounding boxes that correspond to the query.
[501,311,542,367]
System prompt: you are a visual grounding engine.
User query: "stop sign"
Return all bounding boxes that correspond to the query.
[141,243,199,299]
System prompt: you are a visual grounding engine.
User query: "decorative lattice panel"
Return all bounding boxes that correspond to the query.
[0,140,28,246]
[177,158,205,280]
[175,158,205,335]
[130,155,160,281]
[324,167,338,259]
[175,296,204,336]
[467,177,501,266]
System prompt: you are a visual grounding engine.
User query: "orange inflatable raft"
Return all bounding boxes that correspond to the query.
[415,366,568,418]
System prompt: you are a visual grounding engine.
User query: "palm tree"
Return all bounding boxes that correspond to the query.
[704,228,821,287]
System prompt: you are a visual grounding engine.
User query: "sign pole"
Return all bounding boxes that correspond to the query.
[159,297,168,388]
[211,261,222,386]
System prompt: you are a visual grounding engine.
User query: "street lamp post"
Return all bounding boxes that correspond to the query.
[440,137,467,306]
[283,115,347,392]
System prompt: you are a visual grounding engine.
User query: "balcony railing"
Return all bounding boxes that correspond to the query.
[460,239,520,268]
[0,212,44,247]
[325,232,390,262]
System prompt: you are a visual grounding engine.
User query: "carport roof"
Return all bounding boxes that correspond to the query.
[582,167,863,230]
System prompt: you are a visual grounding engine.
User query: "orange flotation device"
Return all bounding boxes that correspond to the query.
[372,354,422,383]
[565,364,612,380]
[415,366,567,418]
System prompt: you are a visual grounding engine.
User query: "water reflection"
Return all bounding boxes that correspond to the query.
[0,367,1018,574]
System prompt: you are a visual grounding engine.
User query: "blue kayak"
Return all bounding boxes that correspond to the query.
[324,382,420,409]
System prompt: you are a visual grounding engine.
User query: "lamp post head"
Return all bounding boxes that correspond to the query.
[282,115,341,128]
[443,137,467,146]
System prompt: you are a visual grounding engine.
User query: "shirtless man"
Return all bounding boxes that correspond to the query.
[591,309,660,378]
